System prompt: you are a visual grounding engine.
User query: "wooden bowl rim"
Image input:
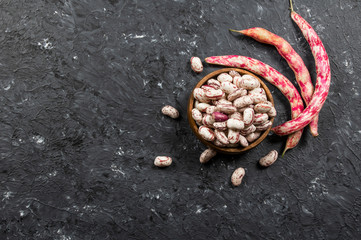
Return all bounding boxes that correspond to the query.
[187,68,274,155]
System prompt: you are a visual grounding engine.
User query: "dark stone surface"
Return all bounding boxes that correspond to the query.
[1,0,361,239]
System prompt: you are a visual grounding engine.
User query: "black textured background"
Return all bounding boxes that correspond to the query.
[1,0,361,239]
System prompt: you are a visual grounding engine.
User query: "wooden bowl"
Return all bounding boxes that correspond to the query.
[187,68,274,154]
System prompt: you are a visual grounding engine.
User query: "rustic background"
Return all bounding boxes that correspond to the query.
[1,0,360,239]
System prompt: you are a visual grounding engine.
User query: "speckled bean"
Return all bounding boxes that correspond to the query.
[198,126,215,141]
[227,88,248,101]
[161,105,179,119]
[255,121,272,131]
[213,139,226,147]
[229,112,243,121]
[259,150,278,167]
[214,129,229,145]
[200,148,217,164]
[231,167,245,186]
[240,75,260,90]
[240,124,256,136]
[238,104,254,113]
[246,132,261,143]
[196,103,211,112]
[201,85,215,92]
[190,57,203,73]
[228,129,240,144]
[248,87,266,96]
[202,114,215,127]
[233,75,243,88]
[243,108,255,126]
[214,99,233,106]
[213,121,227,131]
[206,106,217,115]
[239,135,249,147]
[227,119,245,130]
[193,88,209,103]
[205,88,224,100]
[216,104,237,114]
[234,95,254,108]
[268,107,277,117]
[252,94,267,104]
[229,70,241,78]
[221,81,238,94]
[217,73,233,82]
[154,156,172,167]
[253,113,269,125]
[254,102,272,113]
[207,79,221,89]
[192,108,203,122]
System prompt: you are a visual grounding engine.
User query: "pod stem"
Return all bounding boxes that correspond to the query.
[229,29,240,33]
[281,148,288,157]
[289,0,294,12]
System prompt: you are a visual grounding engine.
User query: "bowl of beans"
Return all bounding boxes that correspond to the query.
[187,68,276,154]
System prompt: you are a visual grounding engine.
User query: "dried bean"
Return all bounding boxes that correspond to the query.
[192,108,203,122]
[200,148,217,164]
[198,126,215,141]
[154,156,172,167]
[190,57,203,73]
[259,150,278,167]
[217,73,233,83]
[161,105,179,119]
[231,167,245,186]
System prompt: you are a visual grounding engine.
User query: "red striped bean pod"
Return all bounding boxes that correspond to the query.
[271,3,331,138]
[232,27,319,137]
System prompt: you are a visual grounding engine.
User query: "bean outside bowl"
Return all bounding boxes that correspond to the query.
[187,68,275,154]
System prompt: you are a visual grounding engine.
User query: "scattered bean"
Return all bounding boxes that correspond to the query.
[200,148,217,164]
[190,57,203,73]
[231,167,245,186]
[161,105,179,119]
[154,156,172,167]
[259,150,278,167]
